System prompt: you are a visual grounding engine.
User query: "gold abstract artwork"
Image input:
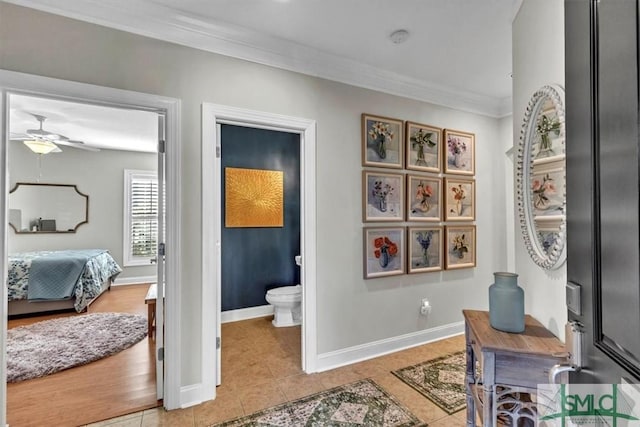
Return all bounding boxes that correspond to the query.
[225,167,284,228]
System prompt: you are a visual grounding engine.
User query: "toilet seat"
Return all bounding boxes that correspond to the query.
[267,285,301,300]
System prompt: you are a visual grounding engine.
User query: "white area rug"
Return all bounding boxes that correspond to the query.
[7,312,147,383]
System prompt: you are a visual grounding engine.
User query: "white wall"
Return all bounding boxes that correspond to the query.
[7,137,157,281]
[512,0,567,339]
[499,115,516,271]
[0,3,510,386]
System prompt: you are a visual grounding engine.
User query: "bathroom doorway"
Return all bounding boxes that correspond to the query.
[219,124,301,385]
[201,103,317,397]
[220,125,301,321]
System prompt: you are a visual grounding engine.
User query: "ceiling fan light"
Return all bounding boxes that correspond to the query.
[23,139,58,154]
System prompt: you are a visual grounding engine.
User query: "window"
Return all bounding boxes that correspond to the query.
[124,170,158,266]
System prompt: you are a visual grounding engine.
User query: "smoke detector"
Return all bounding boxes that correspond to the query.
[389,29,410,44]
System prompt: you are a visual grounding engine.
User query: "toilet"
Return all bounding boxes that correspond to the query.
[266,284,302,327]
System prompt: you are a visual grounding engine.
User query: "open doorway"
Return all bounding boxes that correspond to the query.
[5,93,162,425]
[219,124,302,385]
[0,70,182,426]
[201,103,318,399]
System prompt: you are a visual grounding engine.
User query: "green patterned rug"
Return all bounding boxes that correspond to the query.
[392,351,467,415]
[211,378,425,426]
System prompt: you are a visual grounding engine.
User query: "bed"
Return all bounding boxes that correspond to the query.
[7,249,122,316]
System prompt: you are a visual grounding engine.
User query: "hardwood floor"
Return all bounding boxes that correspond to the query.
[7,284,160,427]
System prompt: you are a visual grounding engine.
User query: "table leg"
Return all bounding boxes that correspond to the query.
[147,302,155,338]
[483,382,494,427]
[482,351,496,427]
[465,329,476,426]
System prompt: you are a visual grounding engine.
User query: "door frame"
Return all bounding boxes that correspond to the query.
[0,69,183,424]
[201,103,317,398]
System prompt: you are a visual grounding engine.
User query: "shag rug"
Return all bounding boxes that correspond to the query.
[211,378,425,427]
[392,351,467,415]
[7,312,147,383]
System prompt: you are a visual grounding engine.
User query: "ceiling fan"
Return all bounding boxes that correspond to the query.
[10,113,100,153]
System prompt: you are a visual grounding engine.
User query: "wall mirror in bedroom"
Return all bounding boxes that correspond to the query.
[8,182,89,233]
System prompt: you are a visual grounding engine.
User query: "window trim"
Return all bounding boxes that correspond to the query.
[123,169,158,266]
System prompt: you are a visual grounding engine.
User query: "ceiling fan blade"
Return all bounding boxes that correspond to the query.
[54,140,101,152]
[26,128,52,136]
[9,132,32,141]
[25,129,69,141]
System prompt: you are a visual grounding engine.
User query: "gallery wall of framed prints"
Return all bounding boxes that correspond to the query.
[361,114,477,279]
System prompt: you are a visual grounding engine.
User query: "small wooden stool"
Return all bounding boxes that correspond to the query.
[145,283,157,338]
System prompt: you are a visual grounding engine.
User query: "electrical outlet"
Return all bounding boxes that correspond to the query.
[420,298,431,316]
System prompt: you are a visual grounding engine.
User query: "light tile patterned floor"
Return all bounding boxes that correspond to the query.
[88,316,467,426]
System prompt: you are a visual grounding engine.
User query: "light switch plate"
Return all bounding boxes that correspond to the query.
[566,282,581,315]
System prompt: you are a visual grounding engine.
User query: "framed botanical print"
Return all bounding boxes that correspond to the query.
[444,178,476,221]
[531,160,565,218]
[363,227,405,278]
[363,170,404,222]
[406,174,442,222]
[535,216,564,257]
[408,226,443,273]
[445,225,476,270]
[444,129,475,175]
[405,121,442,173]
[362,113,404,169]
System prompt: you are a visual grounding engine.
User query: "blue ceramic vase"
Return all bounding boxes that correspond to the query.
[488,272,525,333]
[378,246,390,268]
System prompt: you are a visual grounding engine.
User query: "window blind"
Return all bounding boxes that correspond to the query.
[129,174,158,259]
[123,169,158,266]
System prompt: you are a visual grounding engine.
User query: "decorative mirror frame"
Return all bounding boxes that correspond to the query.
[516,85,567,270]
[8,182,89,234]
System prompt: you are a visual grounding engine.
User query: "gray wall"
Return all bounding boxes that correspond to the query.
[0,3,510,386]
[512,0,567,339]
[8,135,157,281]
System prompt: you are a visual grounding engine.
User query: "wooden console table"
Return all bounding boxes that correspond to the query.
[463,310,568,426]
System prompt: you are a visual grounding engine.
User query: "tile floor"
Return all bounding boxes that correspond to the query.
[88,316,468,426]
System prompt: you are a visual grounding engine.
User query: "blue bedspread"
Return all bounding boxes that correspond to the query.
[8,250,123,312]
[27,249,107,301]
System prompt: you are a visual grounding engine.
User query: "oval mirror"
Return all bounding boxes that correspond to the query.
[8,183,89,233]
[516,85,566,270]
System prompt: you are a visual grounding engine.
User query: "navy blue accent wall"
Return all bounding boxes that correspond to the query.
[221,125,301,311]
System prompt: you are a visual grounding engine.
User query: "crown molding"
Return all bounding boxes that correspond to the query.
[3,0,512,117]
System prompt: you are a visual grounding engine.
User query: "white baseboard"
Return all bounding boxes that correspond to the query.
[112,275,157,286]
[221,305,274,323]
[315,321,465,373]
